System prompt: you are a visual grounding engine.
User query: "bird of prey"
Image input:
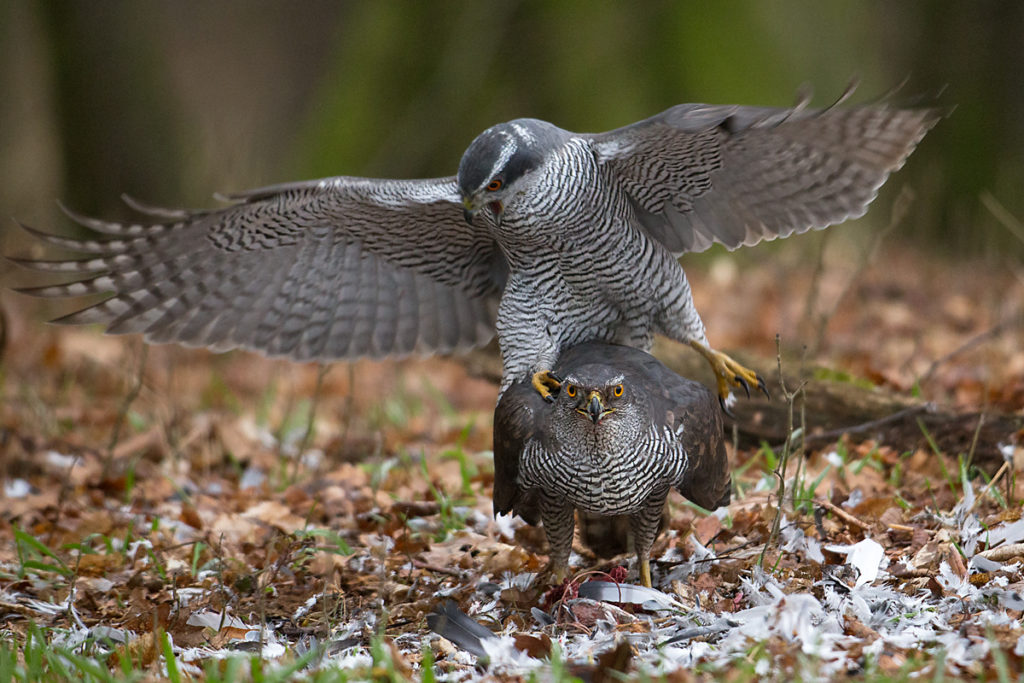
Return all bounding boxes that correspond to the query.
[492,341,729,588]
[12,91,939,407]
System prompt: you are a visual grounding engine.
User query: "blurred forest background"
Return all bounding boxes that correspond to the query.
[1,1,1022,285]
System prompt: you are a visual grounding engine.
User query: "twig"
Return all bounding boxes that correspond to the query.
[758,335,807,569]
[105,342,149,474]
[411,559,463,577]
[971,460,1010,511]
[964,411,986,472]
[801,404,932,445]
[339,363,357,451]
[918,316,1022,386]
[808,186,913,356]
[798,231,829,349]
[814,497,871,531]
[980,190,1024,246]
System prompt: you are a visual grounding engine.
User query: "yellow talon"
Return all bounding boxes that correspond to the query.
[549,562,568,585]
[688,341,769,416]
[531,370,562,403]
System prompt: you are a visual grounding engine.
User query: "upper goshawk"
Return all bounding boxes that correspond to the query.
[13,93,939,405]
[493,341,729,587]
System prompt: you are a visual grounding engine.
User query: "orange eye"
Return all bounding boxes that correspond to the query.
[566,385,577,398]
[486,179,502,192]
[613,384,623,398]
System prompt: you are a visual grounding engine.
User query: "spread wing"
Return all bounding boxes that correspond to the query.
[588,96,941,254]
[13,176,506,360]
[492,380,545,524]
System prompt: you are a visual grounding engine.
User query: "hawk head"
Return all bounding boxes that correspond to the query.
[548,363,648,445]
[457,119,567,226]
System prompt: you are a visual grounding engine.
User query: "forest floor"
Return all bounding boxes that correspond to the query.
[1,238,1023,681]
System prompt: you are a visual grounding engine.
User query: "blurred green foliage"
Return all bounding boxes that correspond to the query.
[1,1,1022,257]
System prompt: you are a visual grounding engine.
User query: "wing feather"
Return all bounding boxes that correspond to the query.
[492,381,545,524]
[589,97,941,254]
[14,176,503,360]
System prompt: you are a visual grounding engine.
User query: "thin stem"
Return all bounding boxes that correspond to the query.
[291,362,331,483]
[758,335,807,569]
[105,342,149,474]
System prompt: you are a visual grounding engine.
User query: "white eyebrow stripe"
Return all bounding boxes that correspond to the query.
[562,373,626,387]
[486,133,517,186]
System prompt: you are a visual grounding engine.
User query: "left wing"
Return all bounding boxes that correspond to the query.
[588,95,941,254]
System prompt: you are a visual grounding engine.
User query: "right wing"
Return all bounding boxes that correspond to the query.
[13,176,506,360]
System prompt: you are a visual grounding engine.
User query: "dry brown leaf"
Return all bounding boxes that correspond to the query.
[109,631,159,670]
[978,542,1024,563]
[513,632,552,658]
[77,553,124,575]
[180,503,203,530]
[243,500,306,534]
[945,546,968,579]
[210,512,261,544]
[693,514,722,546]
[111,426,164,461]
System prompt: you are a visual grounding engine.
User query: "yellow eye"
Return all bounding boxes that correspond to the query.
[486,179,502,192]
[613,384,623,398]
[566,385,577,398]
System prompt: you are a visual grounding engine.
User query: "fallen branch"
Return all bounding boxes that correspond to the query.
[814,497,871,531]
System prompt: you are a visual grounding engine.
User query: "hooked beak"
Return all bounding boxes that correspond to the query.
[578,390,608,424]
[462,197,477,225]
[461,196,502,227]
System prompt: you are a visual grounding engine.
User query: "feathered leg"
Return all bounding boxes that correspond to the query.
[629,486,671,588]
[539,494,576,583]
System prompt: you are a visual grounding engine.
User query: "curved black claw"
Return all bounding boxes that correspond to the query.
[543,371,565,404]
[718,395,736,420]
[733,374,751,399]
[532,369,563,403]
[756,375,770,399]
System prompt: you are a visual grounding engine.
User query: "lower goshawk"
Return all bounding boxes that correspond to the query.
[493,341,729,587]
[13,92,939,406]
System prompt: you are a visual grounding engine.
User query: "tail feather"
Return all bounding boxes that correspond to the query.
[426,601,494,659]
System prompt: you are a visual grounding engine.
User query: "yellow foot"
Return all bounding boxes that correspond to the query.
[547,562,568,586]
[639,558,653,588]
[531,369,563,403]
[688,341,769,417]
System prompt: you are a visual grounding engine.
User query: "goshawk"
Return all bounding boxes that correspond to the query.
[492,341,729,587]
[13,93,939,405]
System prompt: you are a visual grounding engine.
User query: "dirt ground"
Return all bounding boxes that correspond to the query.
[1,237,1022,679]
